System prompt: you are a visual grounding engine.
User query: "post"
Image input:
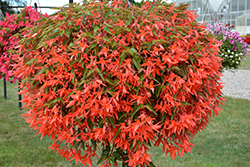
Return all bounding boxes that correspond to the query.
[3,76,7,99]
[34,3,38,10]
[69,0,73,3]
[18,80,22,110]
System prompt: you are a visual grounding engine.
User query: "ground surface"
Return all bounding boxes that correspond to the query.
[221,54,250,100]
[221,69,250,100]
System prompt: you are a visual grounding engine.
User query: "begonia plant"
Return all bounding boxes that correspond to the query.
[13,1,224,167]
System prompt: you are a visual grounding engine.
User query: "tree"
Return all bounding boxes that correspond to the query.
[0,0,27,16]
[4,0,27,6]
[0,0,15,16]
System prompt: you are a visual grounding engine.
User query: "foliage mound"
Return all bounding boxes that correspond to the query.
[206,22,248,70]
[0,6,46,82]
[13,1,224,166]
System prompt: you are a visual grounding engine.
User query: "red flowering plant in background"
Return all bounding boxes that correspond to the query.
[0,6,47,82]
[13,0,224,166]
[244,36,250,45]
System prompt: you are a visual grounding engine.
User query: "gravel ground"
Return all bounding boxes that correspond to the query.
[221,69,250,100]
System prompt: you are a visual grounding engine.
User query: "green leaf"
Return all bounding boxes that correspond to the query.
[104,26,114,35]
[87,118,94,130]
[118,113,127,122]
[132,58,141,70]
[77,78,86,86]
[94,26,99,34]
[66,91,74,98]
[103,36,111,43]
[149,162,156,167]
[97,154,108,165]
[81,141,85,150]
[134,140,141,151]
[85,69,95,79]
[65,29,70,37]
[105,77,114,85]
[155,85,162,98]
[112,42,117,48]
[109,117,115,128]
[125,17,132,26]
[98,119,104,128]
[76,119,82,125]
[26,58,38,65]
[91,139,97,150]
[95,68,104,81]
[125,83,131,91]
[152,28,159,37]
[181,102,191,106]
[43,97,64,107]
[149,74,160,84]
[37,68,46,76]
[109,155,115,163]
[161,113,167,123]
[114,126,121,138]
[197,92,208,99]
[145,104,157,115]
[53,85,58,92]
[63,39,68,46]
[50,33,59,39]
[113,152,122,161]
[105,145,111,153]
[119,50,127,66]
[172,133,175,141]
[90,42,97,50]
[130,104,143,120]
[84,31,93,37]
[130,48,137,53]
[46,68,49,76]
[83,68,89,78]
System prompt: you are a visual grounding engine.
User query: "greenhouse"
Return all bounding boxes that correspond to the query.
[174,0,250,35]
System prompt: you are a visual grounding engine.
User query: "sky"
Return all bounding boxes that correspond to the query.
[29,0,173,15]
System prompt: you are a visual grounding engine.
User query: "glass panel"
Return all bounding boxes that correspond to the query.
[232,13,236,19]
[248,0,250,10]
[192,1,197,10]
[218,15,223,20]
[239,0,246,11]
[232,20,236,26]
[232,0,238,11]
[247,18,250,26]
[236,12,240,18]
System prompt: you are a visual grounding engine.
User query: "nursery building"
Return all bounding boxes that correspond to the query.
[174,0,250,35]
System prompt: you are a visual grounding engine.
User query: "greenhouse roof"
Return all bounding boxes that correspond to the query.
[237,13,250,18]
[175,0,225,12]
[209,0,224,12]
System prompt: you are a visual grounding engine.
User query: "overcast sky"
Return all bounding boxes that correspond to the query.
[30,0,173,15]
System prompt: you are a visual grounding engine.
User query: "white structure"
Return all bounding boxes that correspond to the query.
[174,0,250,34]
[236,13,250,34]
